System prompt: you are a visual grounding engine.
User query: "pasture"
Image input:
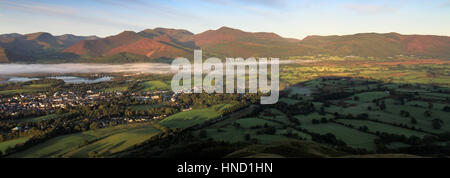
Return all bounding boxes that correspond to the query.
[9,123,159,158]
[19,114,60,123]
[300,122,378,151]
[159,104,233,129]
[337,119,429,138]
[139,80,170,91]
[0,137,30,153]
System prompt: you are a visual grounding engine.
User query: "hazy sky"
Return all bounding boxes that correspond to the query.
[1,0,449,39]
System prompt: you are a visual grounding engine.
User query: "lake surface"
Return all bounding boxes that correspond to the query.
[47,76,113,84]
[7,77,40,83]
[2,76,113,84]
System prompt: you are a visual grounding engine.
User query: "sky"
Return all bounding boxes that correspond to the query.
[1,0,449,39]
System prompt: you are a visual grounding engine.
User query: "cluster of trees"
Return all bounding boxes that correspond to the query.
[1,123,78,155]
[375,132,450,156]
[0,79,64,91]
[124,107,178,118]
[315,92,353,101]
[280,129,307,140]
[0,108,53,121]
[312,118,329,124]
[311,133,347,147]
[176,92,261,109]
[443,106,450,112]
[273,101,316,115]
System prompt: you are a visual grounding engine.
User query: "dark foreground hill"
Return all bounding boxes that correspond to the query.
[116,139,422,158]
[1,27,449,63]
[224,141,424,158]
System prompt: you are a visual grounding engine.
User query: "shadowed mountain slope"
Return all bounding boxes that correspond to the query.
[0,32,98,62]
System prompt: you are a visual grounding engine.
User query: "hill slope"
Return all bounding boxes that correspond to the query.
[187,28,450,58]
[185,26,303,58]
[224,140,348,158]
[299,33,450,58]
[2,27,450,63]
[0,33,98,62]
[64,28,193,60]
[0,47,8,63]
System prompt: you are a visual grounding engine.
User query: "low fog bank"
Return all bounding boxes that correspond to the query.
[0,60,299,75]
[0,63,174,75]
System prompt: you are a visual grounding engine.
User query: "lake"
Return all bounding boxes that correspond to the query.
[2,76,113,84]
[47,76,113,84]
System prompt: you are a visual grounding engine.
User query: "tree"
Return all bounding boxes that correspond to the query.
[424,110,432,117]
[78,140,89,148]
[400,110,410,117]
[88,151,99,158]
[357,113,369,120]
[199,130,207,138]
[443,106,450,112]
[260,127,276,135]
[312,119,320,124]
[244,134,251,141]
[407,135,421,145]
[380,101,386,110]
[410,118,417,125]
[89,123,99,130]
[432,119,444,130]
[359,126,369,132]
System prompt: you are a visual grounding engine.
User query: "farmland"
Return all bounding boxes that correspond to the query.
[0,58,449,158]
[19,114,60,123]
[9,123,160,158]
[139,80,170,91]
[191,76,450,154]
[159,104,234,129]
[0,137,30,153]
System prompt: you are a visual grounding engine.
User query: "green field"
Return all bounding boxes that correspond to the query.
[259,108,292,125]
[276,129,312,140]
[196,126,291,144]
[0,137,30,153]
[0,89,38,95]
[287,86,312,97]
[159,104,233,129]
[63,126,160,157]
[351,91,390,102]
[27,83,53,88]
[140,81,170,91]
[294,112,334,122]
[234,117,283,129]
[300,122,378,151]
[19,114,60,123]
[9,123,160,158]
[337,119,429,138]
[279,98,302,104]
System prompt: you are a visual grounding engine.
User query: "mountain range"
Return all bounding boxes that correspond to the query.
[0,32,98,62]
[1,27,449,63]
